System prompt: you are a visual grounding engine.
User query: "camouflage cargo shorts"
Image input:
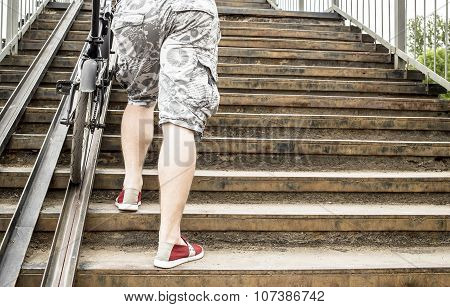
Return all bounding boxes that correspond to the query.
[111,0,221,139]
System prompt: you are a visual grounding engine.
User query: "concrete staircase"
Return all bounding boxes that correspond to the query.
[0,0,449,286]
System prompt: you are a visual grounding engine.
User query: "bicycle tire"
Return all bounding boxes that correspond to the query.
[70,91,90,184]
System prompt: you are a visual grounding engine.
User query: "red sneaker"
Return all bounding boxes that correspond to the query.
[115,189,142,212]
[153,236,204,269]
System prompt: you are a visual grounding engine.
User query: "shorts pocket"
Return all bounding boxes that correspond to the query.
[193,57,220,116]
[197,49,218,83]
[111,12,146,58]
[197,52,220,115]
[111,12,145,31]
[185,59,213,105]
[171,0,217,17]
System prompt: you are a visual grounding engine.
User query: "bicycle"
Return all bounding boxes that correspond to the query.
[56,0,115,184]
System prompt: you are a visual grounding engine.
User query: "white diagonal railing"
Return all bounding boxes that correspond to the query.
[271,0,450,92]
[0,0,73,63]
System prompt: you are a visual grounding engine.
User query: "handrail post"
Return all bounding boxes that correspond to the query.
[6,0,19,55]
[299,0,304,11]
[394,0,406,69]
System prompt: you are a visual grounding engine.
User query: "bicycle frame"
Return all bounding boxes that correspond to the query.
[57,0,114,133]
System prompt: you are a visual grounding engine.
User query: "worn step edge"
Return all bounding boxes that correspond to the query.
[19,41,392,61]
[20,38,379,54]
[18,245,450,286]
[0,66,425,82]
[1,87,446,111]
[1,203,449,232]
[0,167,448,192]
[8,134,450,157]
[18,108,450,130]
[24,29,365,45]
[33,19,356,32]
[220,27,366,42]
[27,28,366,43]
[219,36,377,52]
[80,6,344,20]
[48,90,450,111]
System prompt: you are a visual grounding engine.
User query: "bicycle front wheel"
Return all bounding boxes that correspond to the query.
[70,91,91,184]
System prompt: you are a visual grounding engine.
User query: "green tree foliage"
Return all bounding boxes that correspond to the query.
[407,16,449,98]
[407,15,446,56]
[417,47,450,78]
[417,48,450,98]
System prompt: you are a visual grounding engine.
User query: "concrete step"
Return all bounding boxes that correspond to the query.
[33,19,357,33]
[1,86,446,116]
[9,203,450,232]
[17,39,393,68]
[217,47,392,66]
[106,78,442,96]
[207,1,272,9]
[210,93,447,114]
[219,20,358,32]
[0,55,78,68]
[3,139,448,173]
[3,79,443,99]
[81,1,273,11]
[0,62,425,82]
[7,96,445,117]
[216,77,443,95]
[1,86,446,115]
[0,69,67,84]
[77,5,344,24]
[26,27,369,43]
[220,27,373,42]
[220,36,377,52]
[8,133,450,157]
[217,64,423,81]
[219,53,394,69]
[39,48,393,69]
[16,232,450,286]
[12,118,450,140]
[19,107,450,131]
[1,198,449,232]
[19,37,378,53]
[49,9,342,25]
[0,167,448,192]
[218,9,343,27]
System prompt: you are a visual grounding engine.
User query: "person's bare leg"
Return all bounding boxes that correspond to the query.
[122,104,155,190]
[158,123,196,246]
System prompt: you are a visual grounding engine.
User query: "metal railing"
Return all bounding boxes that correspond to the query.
[274,0,335,12]
[271,0,450,91]
[0,0,73,62]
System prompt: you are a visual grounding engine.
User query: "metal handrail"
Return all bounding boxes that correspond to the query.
[271,0,450,92]
[0,0,74,63]
[0,0,83,287]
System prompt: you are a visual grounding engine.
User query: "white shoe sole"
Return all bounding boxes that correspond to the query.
[115,201,141,212]
[153,250,205,269]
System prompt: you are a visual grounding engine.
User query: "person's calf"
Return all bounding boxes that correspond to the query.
[117,104,155,210]
[157,123,197,254]
[121,104,155,190]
